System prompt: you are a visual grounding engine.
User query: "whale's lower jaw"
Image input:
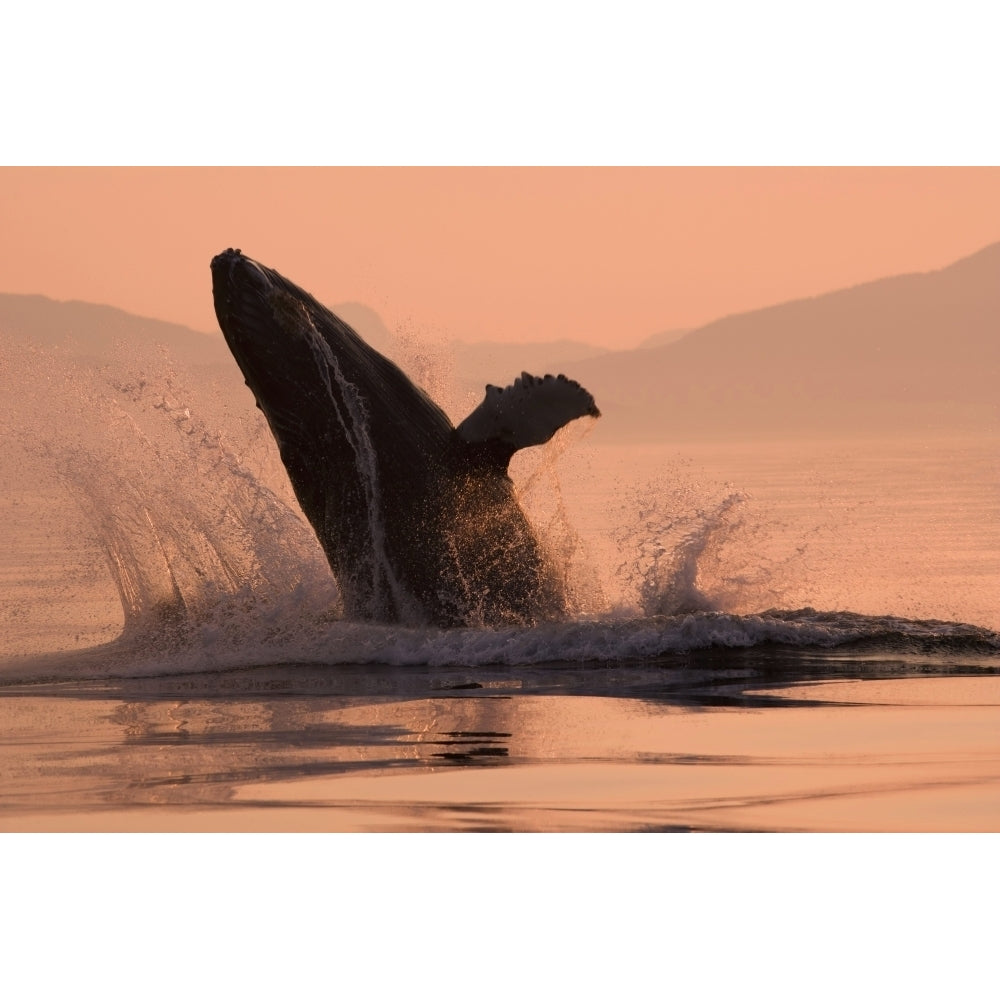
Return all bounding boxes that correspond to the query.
[210,249,581,628]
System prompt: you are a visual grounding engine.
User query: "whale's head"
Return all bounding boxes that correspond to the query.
[211,247,330,410]
[211,248,285,360]
[211,245,346,473]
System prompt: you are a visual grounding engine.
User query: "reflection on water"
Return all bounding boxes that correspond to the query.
[2,653,998,832]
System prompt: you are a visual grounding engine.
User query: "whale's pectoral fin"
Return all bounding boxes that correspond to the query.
[456,372,600,462]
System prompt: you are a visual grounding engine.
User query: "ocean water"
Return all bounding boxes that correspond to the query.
[0,347,997,831]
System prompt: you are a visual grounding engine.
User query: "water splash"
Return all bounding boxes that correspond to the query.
[514,419,606,615]
[0,340,339,649]
[389,317,469,425]
[612,482,750,615]
[600,452,831,619]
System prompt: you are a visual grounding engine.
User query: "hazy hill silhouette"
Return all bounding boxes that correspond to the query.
[0,294,231,365]
[3,241,997,441]
[637,328,691,349]
[567,241,1000,440]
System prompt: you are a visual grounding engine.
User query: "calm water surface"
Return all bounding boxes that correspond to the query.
[2,658,997,832]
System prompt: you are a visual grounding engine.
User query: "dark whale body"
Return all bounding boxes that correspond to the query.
[211,249,599,627]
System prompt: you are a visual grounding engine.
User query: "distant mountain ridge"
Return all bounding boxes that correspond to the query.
[563,240,1000,439]
[3,240,998,440]
[0,293,230,364]
[637,328,691,349]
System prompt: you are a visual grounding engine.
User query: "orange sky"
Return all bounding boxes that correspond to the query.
[3,167,1000,349]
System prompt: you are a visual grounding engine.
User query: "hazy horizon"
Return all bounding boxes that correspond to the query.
[3,167,1000,350]
[4,227,997,443]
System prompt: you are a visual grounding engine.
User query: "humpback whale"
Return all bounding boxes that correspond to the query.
[210,248,600,627]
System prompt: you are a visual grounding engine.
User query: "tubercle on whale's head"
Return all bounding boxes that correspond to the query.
[212,248,268,323]
[211,247,272,287]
